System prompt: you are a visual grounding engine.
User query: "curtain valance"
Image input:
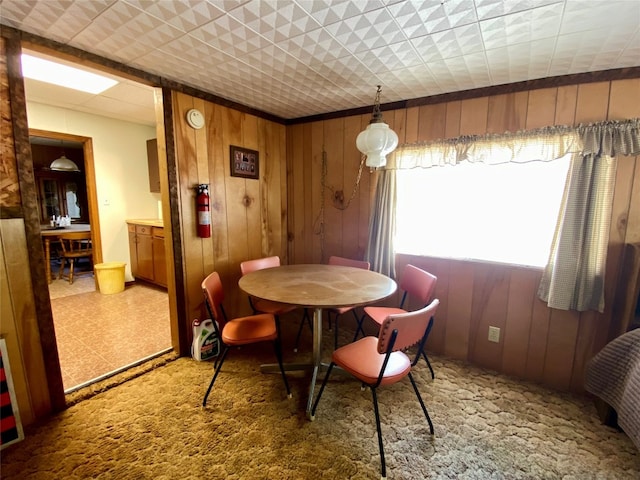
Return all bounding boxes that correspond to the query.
[366,118,640,309]
[389,118,640,170]
[578,118,640,157]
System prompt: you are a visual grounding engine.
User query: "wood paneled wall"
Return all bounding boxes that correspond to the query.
[286,114,375,265]
[0,35,53,426]
[170,92,288,337]
[286,78,640,393]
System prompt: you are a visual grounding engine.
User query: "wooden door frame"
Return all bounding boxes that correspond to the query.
[29,129,102,265]
[6,37,180,420]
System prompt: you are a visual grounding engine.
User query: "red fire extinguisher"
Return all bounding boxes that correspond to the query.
[196,184,211,238]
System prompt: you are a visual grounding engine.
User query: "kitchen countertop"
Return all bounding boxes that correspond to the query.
[126,219,163,227]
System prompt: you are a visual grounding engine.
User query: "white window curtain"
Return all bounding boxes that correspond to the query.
[366,119,639,313]
[538,119,640,312]
[365,169,396,278]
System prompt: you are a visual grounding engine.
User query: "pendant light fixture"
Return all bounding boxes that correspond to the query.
[356,85,398,169]
[50,154,80,172]
[49,141,80,172]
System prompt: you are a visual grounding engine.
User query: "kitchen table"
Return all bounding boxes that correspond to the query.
[238,263,397,417]
[40,224,91,283]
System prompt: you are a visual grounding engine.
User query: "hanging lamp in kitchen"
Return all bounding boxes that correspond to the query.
[49,141,80,172]
[356,85,398,169]
[50,154,80,172]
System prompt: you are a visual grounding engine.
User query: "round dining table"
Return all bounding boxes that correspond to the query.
[238,263,397,417]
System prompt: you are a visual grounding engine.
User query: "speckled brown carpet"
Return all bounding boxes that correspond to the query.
[2,318,639,480]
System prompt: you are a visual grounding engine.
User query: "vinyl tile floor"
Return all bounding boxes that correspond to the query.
[49,273,172,392]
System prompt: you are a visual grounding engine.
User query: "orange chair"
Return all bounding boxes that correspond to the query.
[240,256,298,321]
[201,271,291,406]
[311,299,440,480]
[357,264,437,379]
[57,231,93,284]
[294,255,371,351]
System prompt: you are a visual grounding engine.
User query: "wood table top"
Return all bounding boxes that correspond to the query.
[40,224,91,237]
[238,263,397,309]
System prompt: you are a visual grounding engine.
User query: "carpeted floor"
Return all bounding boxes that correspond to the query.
[2,317,639,479]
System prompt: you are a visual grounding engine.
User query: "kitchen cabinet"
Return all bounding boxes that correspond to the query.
[127,220,166,288]
[152,226,167,287]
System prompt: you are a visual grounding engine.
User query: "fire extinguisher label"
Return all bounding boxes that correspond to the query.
[198,211,211,225]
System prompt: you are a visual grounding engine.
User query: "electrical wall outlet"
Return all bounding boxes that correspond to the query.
[488,326,500,343]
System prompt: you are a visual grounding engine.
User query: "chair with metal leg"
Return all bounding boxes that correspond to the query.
[356,264,437,378]
[310,299,440,480]
[200,271,291,407]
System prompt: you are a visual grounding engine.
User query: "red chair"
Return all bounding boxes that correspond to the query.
[311,299,440,480]
[240,256,298,321]
[293,256,371,351]
[201,271,291,407]
[356,264,437,379]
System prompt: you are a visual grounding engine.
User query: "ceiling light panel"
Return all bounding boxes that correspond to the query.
[21,54,118,94]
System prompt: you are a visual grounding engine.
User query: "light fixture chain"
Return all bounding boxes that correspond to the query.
[312,148,327,261]
[313,149,366,262]
[335,153,366,211]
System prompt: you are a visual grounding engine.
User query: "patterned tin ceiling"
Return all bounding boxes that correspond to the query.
[1,0,639,121]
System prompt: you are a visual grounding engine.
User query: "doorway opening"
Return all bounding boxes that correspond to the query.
[30,129,173,394]
[23,48,175,393]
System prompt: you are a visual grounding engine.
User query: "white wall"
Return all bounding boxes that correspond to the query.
[26,102,159,281]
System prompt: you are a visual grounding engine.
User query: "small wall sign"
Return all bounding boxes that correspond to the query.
[230,145,259,179]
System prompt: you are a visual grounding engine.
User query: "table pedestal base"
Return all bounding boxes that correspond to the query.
[260,308,325,417]
[259,362,315,373]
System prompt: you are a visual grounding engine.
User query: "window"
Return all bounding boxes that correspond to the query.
[395,155,571,267]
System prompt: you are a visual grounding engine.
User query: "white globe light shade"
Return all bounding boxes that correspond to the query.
[356,122,399,168]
